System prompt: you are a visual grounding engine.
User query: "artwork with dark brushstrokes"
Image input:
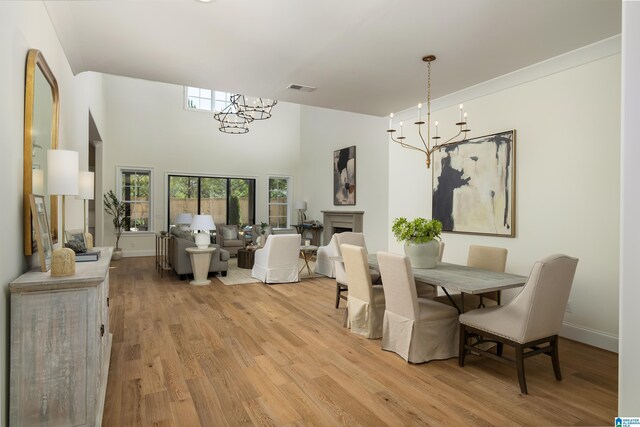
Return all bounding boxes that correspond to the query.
[432,130,516,237]
[333,146,356,205]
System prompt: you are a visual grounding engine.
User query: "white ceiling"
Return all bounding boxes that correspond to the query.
[44,0,621,117]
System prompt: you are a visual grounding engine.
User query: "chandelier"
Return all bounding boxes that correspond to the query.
[387,55,473,168]
[214,94,277,134]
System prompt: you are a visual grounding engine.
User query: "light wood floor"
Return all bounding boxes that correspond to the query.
[103,256,617,426]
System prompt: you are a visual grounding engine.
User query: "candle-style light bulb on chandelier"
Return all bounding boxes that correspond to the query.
[387,55,474,168]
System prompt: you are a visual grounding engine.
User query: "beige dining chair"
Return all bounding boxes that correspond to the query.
[334,232,380,308]
[459,254,579,394]
[376,251,459,363]
[341,244,385,339]
[435,244,507,310]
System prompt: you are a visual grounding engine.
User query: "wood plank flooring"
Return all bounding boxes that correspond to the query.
[103,256,617,426]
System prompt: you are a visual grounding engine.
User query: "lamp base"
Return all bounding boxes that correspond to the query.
[84,232,94,249]
[195,232,210,249]
[51,248,76,277]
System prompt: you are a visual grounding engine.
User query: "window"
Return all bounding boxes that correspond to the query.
[268,177,290,229]
[117,167,153,233]
[168,175,255,229]
[185,87,233,112]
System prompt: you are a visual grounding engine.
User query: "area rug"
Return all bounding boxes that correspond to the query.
[218,258,319,286]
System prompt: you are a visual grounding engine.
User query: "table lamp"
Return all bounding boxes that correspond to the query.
[190,214,214,249]
[294,200,307,225]
[76,171,95,248]
[47,149,79,277]
[176,212,194,231]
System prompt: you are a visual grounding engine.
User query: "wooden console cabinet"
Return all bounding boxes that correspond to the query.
[9,247,113,427]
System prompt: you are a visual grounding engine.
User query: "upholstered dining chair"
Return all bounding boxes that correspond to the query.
[334,232,380,309]
[215,223,245,256]
[458,254,579,394]
[435,244,508,310]
[314,233,338,278]
[341,244,385,339]
[376,251,459,363]
[251,234,302,284]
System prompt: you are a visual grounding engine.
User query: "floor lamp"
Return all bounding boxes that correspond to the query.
[47,149,79,276]
[77,171,95,248]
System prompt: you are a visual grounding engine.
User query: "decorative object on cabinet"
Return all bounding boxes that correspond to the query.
[432,130,516,237]
[76,170,95,248]
[10,247,113,427]
[103,189,127,260]
[51,247,76,277]
[333,145,356,205]
[386,55,478,169]
[28,194,53,272]
[65,228,87,253]
[47,148,79,242]
[190,214,215,249]
[24,49,59,255]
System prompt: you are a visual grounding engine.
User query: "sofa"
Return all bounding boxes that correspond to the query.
[168,228,230,278]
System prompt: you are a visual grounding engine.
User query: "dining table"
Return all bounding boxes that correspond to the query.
[365,254,528,313]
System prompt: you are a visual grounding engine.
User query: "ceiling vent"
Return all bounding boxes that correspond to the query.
[287,83,316,92]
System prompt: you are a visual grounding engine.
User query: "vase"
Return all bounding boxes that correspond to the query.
[112,248,123,261]
[404,239,439,269]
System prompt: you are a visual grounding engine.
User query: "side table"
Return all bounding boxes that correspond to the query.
[237,247,256,269]
[299,245,318,275]
[185,246,216,285]
[155,233,171,276]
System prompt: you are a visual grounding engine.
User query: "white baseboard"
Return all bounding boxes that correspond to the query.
[122,249,155,258]
[561,321,618,353]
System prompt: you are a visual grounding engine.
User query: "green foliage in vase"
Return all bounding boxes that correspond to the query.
[391,217,442,244]
[103,190,129,250]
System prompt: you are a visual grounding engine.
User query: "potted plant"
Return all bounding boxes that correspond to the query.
[103,190,128,260]
[391,217,442,268]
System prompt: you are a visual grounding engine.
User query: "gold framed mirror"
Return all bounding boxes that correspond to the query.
[24,49,59,255]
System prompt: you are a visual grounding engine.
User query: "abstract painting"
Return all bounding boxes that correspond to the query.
[333,145,356,205]
[432,130,516,236]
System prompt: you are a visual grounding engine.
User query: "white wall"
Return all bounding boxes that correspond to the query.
[618,0,640,415]
[0,2,106,424]
[299,106,389,252]
[389,45,621,351]
[101,75,302,254]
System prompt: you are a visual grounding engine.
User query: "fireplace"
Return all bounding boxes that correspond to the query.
[321,210,364,244]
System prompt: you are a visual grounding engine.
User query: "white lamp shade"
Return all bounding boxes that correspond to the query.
[294,201,307,210]
[32,169,44,195]
[76,171,95,200]
[176,212,193,225]
[190,214,214,231]
[47,149,79,196]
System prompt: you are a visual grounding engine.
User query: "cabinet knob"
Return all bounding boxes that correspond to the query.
[100,324,105,337]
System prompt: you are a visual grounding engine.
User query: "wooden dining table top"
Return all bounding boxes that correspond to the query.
[366,254,528,295]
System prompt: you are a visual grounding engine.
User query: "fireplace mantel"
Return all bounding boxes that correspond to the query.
[321,210,364,244]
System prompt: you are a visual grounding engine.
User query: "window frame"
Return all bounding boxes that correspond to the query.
[184,86,233,113]
[116,166,154,235]
[166,173,256,230]
[267,176,292,230]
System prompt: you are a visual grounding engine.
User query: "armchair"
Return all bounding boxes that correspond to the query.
[251,234,302,283]
[215,223,244,256]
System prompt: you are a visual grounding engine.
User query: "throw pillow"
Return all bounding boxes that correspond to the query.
[222,226,237,240]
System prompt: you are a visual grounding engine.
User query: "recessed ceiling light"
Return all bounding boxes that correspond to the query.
[195,0,214,3]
